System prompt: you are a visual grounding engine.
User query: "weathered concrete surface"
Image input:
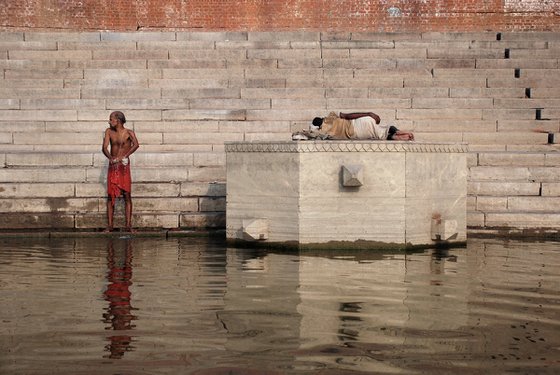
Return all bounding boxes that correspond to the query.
[226,141,468,249]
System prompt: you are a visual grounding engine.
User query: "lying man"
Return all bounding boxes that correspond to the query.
[305,111,414,141]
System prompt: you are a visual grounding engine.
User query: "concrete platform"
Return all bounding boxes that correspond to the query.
[225,141,468,250]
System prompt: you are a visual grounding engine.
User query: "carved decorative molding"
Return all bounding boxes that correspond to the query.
[225,141,469,153]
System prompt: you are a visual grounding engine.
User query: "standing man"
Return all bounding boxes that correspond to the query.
[102,111,140,232]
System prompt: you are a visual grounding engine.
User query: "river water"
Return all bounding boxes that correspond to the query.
[0,236,559,374]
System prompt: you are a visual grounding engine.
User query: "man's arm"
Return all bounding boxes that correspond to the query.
[339,112,381,124]
[122,130,140,159]
[102,129,112,160]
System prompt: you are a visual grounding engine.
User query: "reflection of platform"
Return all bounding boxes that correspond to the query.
[226,141,468,249]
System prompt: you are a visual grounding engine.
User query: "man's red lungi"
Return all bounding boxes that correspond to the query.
[107,162,132,205]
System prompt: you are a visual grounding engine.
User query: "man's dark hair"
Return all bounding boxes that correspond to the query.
[112,111,126,124]
[387,125,398,140]
[312,117,323,129]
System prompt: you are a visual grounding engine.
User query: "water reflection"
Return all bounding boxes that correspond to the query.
[102,239,136,359]
[0,237,558,374]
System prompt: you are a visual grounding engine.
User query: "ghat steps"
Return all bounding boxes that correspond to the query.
[0,31,559,232]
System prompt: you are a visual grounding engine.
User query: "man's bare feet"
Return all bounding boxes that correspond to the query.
[125,227,137,233]
[102,227,113,233]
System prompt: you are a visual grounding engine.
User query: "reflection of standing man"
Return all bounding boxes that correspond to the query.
[102,239,136,359]
[102,111,140,232]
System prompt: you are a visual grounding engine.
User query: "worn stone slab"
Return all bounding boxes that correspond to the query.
[177,31,248,41]
[413,98,493,109]
[0,198,101,213]
[468,181,540,196]
[478,152,546,166]
[467,211,485,227]
[0,213,75,229]
[0,168,86,183]
[25,32,100,42]
[6,153,93,166]
[0,183,75,198]
[180,182,226,197]
[476,196,507,211]
[542,183,560,196]
[180,212,225,229]
[476,59,558,69]
[200,197,226,212]
[100,32,176,42]
[508,197,560,212]
[76,213,179,229]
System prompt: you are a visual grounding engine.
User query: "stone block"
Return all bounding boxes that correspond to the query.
[190,98,270,110]
[248,31,320,42]
[100,32,176,41]
[170,49,246,60]
[0,41,56,51]
[0,198,100,213]
[138,40,214,50]
[81,88,161,99]
[0,88,80,99]
[476,59,558,69]
[464,132,547,145]
[0,132,11,143]
[134,197,198,212]
[247,49,320,60]
[398,58,475,70]
[468,181,540,196]
[542,183,560,196]
[200,197,226,212]
[163,110,246,121]
[413,98,493,109]
[5,69,83,80]
[181,182,226,197]
[0,32,24,41]
[476,196,507,211]
[369,87,449,99]
[7,153,93,167]
[488,76,560,88]
[405,76,487,88]
[163,132,243,145]
[432,68,512,79]
[0,79,62,88]
[177,31,248,41]
[466,211,485,227]
[412,119,495,133]
[497,120,559,132]
[510,49,560,59]
[398,109,481,120]
[328,98,410,109]
[76,213,179,229]
[0,213,75,229]
[482,109,537,120]
[0,183,75,198]
[20,99,104,110]
[545,154,560,166]
[180,212,225,229]
[428,48,504,59]
[193,153,225,167]
[163,88,239,99]
[469,166,531,181]
[9,50,92,60]
[486,212,560,229]
[14,132,100,145]
[494,98,560,109]
[478,152,545,166]
[187,166,226,183]
[25,32,100,42]
[531,88,560,99]
[508,197,560,212]
[0,168,86,183]
[422,32,498,41]
[0,110,76,122]
[351,48,427,59]
[528,167,560,183]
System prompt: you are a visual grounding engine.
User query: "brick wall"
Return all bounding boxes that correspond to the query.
[0,1,559,32]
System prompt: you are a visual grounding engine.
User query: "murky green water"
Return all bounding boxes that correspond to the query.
[0,236,559,374]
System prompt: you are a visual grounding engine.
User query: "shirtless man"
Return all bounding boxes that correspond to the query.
[102,111,140,232]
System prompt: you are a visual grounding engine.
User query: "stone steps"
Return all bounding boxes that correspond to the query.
[0,31,559,231]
